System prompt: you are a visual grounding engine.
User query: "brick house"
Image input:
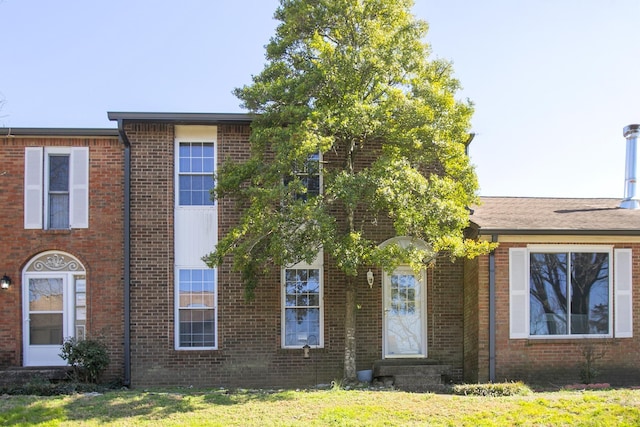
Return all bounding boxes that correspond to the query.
[107,112,469,388]
[462,125,640,386]
[467,197,640,385]
[0,128,124,382]
[1,116,639,388]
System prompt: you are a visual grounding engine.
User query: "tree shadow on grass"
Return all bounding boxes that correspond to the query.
[63,391,199,423]
[202,389,297,405]
[57,389,297,424]
[0,400,64,426]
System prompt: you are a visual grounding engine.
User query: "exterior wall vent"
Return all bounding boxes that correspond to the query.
[620,124,640,209]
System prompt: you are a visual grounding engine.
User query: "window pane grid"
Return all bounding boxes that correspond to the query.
[284,268,321,346]
[178,268,216,348]
[178,142,214,206]
[287,153,321,200]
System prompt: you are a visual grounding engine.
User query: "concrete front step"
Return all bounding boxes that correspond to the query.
[372,360,452,392]
[0,367,71,386]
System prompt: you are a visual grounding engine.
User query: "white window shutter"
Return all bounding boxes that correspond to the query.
[69,147,89,228]
[614,248,633,338]
[24,147,43,229]
[509,248,529,338]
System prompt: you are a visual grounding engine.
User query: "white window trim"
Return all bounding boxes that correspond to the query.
[174,266,218,350]
[174,125,217,210]
[44,147,72,230]
[510,245,631,340]
[173,126,218,350]
[281,252,324,349]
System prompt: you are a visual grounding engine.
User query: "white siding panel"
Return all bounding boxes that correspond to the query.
[175,208,217,266]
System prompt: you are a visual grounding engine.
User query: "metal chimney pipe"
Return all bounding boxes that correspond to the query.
[620,124,640,209]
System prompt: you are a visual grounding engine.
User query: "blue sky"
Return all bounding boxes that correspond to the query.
[1,0,639,198]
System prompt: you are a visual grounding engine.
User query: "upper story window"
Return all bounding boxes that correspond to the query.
[48,154,70,229]
[24,147,89,230]
[285,152,321,201]
[178,142,214,206]
[509,246,633,339]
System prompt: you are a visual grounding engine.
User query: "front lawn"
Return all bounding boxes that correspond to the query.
[2,386,640,426]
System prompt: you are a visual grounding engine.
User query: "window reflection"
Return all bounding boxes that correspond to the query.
[284,268,321,346]
[530,252,609,336]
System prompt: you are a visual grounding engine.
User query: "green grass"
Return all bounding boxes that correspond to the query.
[1,387,640,426]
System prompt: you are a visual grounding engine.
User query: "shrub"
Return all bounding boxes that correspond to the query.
[578,340,608,384]
[60,337,110,383]
[0,379,106,396]
[452,382,532,397]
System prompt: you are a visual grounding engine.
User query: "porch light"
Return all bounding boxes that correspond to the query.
[303,344,310,358]
[367,269,374,288]
[1,274,11,289]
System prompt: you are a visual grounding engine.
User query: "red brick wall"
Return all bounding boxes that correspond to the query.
[0,135,124,381]
[463,256,481,382]
[490,241,640,386]
[125,122,467,387]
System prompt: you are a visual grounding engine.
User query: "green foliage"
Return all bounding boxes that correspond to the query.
[205,0,497,381]
[60,337,110,383]
[3,388,640,426]
[452,382,533,397]
[207,0,493,292]
[0,378,109,396]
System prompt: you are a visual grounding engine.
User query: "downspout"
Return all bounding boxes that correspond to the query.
[488,234,497,383]
[117,119,132,387]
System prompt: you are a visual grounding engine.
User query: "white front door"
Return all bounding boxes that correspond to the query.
[22,251,86,367]
[383,266,427,358]
[23,275,72,366]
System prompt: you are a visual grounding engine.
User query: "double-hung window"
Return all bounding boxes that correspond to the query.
[24,147,89,229]
[282,254,324,348]
[509,246,633,339]
[177,269,216,348]
[178,142,215,206]
[47,154,70,229]
[174,125,218,350]
[285,152,321,201]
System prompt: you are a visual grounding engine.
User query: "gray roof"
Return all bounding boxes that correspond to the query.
[471,197,640,235]
[1,128,118,137]
[107,111,254,124]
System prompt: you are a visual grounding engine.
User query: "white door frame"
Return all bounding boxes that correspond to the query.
[382,266,427,358]
[22,251,85,367]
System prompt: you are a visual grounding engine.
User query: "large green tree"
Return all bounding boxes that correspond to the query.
[205,0,493,381]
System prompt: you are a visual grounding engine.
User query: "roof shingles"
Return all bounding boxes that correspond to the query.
[471,197,640,234]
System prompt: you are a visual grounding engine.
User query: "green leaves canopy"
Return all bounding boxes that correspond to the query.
[204,0,492,298]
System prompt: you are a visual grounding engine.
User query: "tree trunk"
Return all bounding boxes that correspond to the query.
[344,279,357,382]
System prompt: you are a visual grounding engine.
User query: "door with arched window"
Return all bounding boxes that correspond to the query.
[22,251,86,366]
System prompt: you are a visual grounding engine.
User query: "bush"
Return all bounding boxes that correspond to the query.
[60,337,110,383]
[452,382,532,397]
[0,379,107,396]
